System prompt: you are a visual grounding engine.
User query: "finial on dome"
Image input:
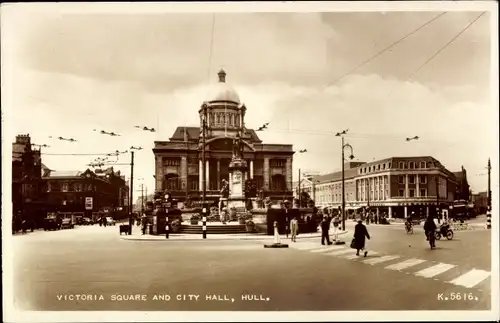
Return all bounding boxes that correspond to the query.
[218,69,226,83]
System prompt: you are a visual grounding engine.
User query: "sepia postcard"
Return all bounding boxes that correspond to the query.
[2,1,499,322]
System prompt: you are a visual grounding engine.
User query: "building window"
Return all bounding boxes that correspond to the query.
[409,175,415,184]
[420,175,427,184]
[87,184,93,191]
[62,183,69,192]
[383,164,386,170]
[409,189,415,197]
[399,175,405,184]
[420,161,426,168]
[399,189,405,197]
[378,165,380,170]
[420,189,427,197]
[399,162,405,169]
[388,162,391,168]
[74,183,82,192]
[386,189,389,199]
[47,182,51,192]
[409,162,414,169]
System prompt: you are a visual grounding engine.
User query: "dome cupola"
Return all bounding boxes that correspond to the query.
[205,69,240,104]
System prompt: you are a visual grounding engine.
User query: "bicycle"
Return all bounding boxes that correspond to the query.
[405,222,413,235]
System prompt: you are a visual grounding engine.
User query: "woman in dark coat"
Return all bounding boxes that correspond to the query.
[354,219,370,257]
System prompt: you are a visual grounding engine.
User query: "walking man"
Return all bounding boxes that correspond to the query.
[354,219,370,257]
[321,216,333,245]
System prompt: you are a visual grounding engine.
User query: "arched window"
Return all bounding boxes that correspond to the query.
[399,162,405,169]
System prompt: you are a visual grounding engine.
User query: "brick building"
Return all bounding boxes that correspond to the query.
[300,156,466,219]
[42,167,130,220]
[12,134,45,230]
[153,69,294,204]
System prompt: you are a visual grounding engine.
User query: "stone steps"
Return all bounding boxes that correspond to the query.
[179,224,247,234]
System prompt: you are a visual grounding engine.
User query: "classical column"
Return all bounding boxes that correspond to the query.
[405,174,409,198]
[285,158,292,191]
[404,205,408,218]
[155,156,163,192]
[426,206,429,217]
[388,175,392,199]
[199,159,203,192]
[205,160,210,191]
[250,160,254,179]
[180,156,187,190]
[388,206,393,218]
[416,173,420,197]
[217,159,221,190]
[263,157,270,190]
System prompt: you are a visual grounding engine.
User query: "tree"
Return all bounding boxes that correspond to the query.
[300,191,315,208]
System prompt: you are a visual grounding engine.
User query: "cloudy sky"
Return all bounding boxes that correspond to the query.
[2,3,497,196]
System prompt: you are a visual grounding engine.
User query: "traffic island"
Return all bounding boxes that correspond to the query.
[264,243,289,248]
[263,221,289,248]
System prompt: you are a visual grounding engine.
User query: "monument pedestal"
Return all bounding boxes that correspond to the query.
[227,157,248,215]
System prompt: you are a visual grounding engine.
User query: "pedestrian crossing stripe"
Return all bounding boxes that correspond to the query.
[289,242,490,289]
[363,255,401,265]
[448,269,491,288]
[385,258,427,271]
[310,245,345,253]
[414,263,456,278]
[325,249,353,256]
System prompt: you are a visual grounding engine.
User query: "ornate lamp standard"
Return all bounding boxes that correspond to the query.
[201,103,209,204]
[336,130,354,231]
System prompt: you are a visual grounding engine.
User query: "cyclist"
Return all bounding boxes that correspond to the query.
[405,212,414,232]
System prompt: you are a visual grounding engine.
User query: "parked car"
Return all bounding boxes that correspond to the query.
[106,217,116,226]
[82,217,94,225]
[44,214,62,231]
[61,218,74,229]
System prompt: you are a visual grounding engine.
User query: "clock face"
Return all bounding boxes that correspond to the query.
[234,173,241,181]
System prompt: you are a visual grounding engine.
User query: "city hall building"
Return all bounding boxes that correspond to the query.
[153,69,294,204]
[299,157,470,218]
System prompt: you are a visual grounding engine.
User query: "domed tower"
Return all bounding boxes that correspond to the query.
[199,69,247,139]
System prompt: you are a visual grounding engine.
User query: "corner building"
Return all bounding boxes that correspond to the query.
[153,70,294,204]
[301,156,468,218]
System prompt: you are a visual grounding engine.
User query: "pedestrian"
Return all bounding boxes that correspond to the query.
[128,216,134,235]
[332,215,340,241]
[103,216,107,227]
[423,215,437,249]
[290,216,299,242]
[353,219,370,257]
[99,217,103,227]
[141,215,147,235]
[321,216,333,245]
[285,212,290,239]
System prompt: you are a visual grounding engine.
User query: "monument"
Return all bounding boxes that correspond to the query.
[227,132,248,213]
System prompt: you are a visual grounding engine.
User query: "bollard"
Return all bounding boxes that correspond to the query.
[264,221,288,248]
[165,213,169,239]
[273,221,281,244]
[486,212,491,229]
[202,206,207,239]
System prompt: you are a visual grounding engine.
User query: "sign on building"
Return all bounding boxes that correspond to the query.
[85,197,93,210]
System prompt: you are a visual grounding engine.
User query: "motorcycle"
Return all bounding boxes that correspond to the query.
[434,223,454,240]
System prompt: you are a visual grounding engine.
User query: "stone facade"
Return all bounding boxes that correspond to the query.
[300,156,464,218]
[153,70,294,203]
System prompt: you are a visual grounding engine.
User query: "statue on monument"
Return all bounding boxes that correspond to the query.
[232,132,243,160]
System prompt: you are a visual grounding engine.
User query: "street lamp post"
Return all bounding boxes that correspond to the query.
[201,103,208,205]
[336,130,354,232]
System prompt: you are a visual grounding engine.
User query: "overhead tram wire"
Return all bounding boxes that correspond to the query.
[256,11,447,128]
[385,11,486,99]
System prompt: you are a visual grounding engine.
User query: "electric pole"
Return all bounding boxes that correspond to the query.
[487,158,491,211]
[141,184,144,215]
[298,168,301,207]
[129,151,134,216]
